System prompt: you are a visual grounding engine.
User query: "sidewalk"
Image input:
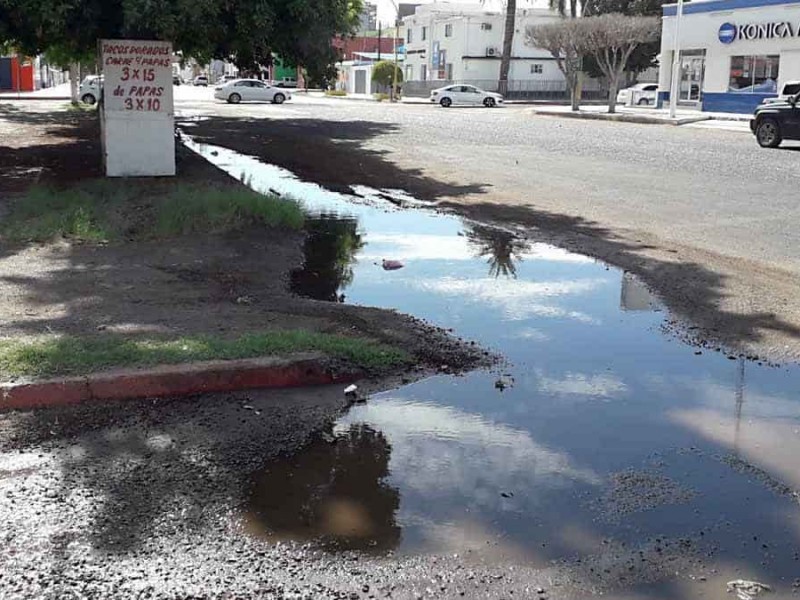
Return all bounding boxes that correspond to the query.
[0,82,71,100]
[530,103,752,126]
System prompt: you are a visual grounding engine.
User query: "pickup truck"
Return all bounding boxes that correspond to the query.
[750,92,800,147]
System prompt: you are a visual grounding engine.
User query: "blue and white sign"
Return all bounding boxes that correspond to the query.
[718,22,737,44]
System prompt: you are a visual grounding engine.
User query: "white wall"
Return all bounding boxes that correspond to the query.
[661,2,800,93]
[403,4,563,83]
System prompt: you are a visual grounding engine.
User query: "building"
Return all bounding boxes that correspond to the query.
[333,36,402,61]
[401,3,566,96]
[360,2,378,32]
[336,52,405,95]
[659,0,800,113]
[0,56,36,92]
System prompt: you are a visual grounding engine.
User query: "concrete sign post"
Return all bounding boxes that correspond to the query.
[100,40,175,177]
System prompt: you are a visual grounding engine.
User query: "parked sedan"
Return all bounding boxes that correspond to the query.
[430,84,503,108]
[750,92,800,148]
[193,75,209,87]
[616,83,658,106]
[79,75,103,105]
[214,79,291,104]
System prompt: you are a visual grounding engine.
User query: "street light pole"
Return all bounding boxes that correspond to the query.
[390,0,400,103]
[668,0,685,119]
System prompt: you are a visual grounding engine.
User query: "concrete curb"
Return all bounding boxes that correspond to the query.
[0,95,72,101]
[530,108,711,126]
[0,354,361,412]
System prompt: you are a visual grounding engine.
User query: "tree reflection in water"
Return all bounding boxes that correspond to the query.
[466,224,531,279]
[245,424,401,552]
[290,214,365,302]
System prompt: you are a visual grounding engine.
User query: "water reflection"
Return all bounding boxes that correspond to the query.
[244,424,400,552]
[466,224,531,279]
[290,215,365,302]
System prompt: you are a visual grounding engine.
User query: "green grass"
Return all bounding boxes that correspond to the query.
[324,89,348,97]
[156,186,303,236]
[1,181,304,243]
[0,331,412,380]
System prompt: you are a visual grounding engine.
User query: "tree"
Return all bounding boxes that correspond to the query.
[498,0,516,96]
[581,14,660,113]
[549,0,582,17]
[371,60,402,94]
[526,19,586,111]
[582,0,666,82]
[0,0,363,93]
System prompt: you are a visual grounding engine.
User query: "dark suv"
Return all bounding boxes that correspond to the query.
[751,92,800,148]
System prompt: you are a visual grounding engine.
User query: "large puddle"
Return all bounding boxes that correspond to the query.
[183,136,800,587]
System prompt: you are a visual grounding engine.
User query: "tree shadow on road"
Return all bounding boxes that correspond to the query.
[184,116,490,201]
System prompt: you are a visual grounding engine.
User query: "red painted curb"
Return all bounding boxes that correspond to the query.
[0,355,361,411]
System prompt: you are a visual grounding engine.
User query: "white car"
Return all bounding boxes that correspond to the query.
[79,75,103,105]
[616,83,658,106]
[193,75,209,87]
[430,84,503,108]
[214,79,292,104]
[762,81,800,105]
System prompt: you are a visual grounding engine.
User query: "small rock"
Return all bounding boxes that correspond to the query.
[235,295,255,305]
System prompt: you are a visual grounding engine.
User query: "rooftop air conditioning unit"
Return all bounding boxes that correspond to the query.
[486,47,498,57]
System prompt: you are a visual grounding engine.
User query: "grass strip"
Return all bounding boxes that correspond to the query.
[1,180,304,243]
[0,331,412,380]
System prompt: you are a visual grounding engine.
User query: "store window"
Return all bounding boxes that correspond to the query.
[481,23,493,31]
[531,63,543,75]
[445,24,453,37]
[422,26,428,41]
[729,55,780,93]
[407,28,413,43]
[421,64,427,81]
[446,63,453,80]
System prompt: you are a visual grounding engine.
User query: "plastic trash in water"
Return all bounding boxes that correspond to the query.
[344,384,358,395]
[381,259,404,271]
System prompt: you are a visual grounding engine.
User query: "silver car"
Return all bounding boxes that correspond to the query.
[430,84,503,108]
[214,79,292,104]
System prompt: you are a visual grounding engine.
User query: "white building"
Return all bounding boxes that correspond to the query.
[659,0,800,113]
[401,3,566,94]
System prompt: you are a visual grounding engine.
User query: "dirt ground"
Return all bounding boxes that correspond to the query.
[0,106,483,378]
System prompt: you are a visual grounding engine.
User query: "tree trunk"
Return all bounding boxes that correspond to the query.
[498,0,516,96]
[69,62,80,104]
[569,75,580,111]
[607,75,619,114]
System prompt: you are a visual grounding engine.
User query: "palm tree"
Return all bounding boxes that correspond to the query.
[498,0,516,96]
[549,0,581,17]
[466,225,531,279]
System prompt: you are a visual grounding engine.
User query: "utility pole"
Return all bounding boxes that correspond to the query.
[378,23,382,62]
[390,0,400,103]
[668,0,684,119]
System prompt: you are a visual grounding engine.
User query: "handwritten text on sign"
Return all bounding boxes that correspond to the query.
[101,40,173,114]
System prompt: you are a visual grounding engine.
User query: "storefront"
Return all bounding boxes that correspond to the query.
[659,0,800,113]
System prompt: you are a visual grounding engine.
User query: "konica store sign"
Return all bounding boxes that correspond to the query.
[718,20,800,44]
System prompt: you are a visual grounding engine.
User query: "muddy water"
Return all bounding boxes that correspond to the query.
[185,138,800,595]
